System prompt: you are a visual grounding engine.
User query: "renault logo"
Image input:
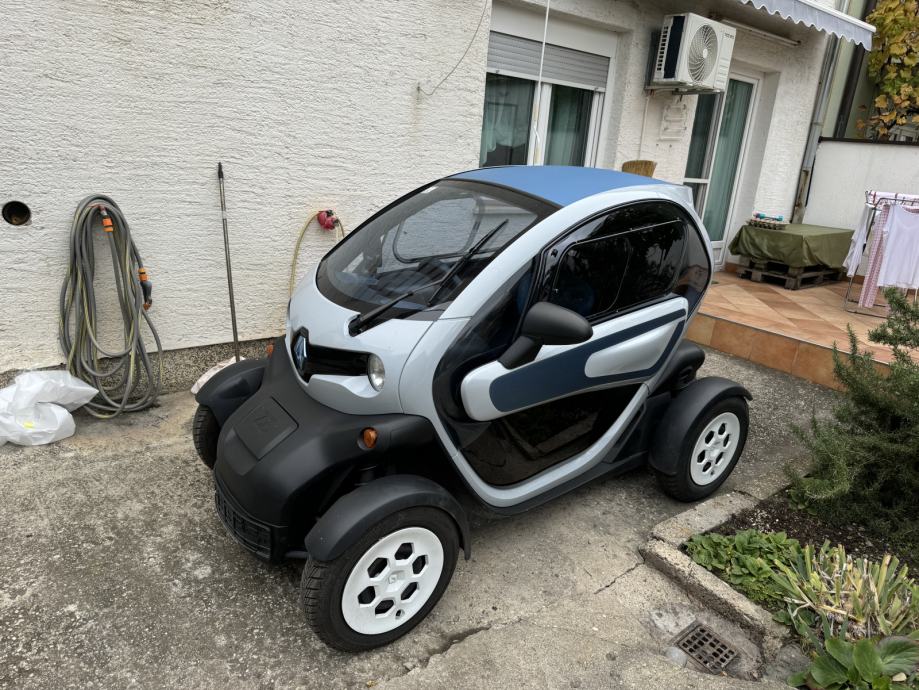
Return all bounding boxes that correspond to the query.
[293,334,309,371]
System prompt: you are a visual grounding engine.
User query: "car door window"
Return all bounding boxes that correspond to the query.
[547,202,691,321]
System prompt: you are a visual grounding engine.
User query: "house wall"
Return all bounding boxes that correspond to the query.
[804,140,919,229]
[1,0,830,372]
[0,0,492,373]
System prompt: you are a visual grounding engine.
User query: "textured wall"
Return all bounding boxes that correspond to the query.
[0,0,492,372]
[804,141,919,229]
[1,0,828,372]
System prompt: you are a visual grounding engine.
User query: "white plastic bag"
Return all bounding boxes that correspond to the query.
[0,403,75,446]
[0,371,97,446]
[0,371,98,412]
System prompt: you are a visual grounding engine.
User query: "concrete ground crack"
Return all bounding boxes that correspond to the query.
[411,624,492,670]
[592,558,644,595]
[731,487,764,503]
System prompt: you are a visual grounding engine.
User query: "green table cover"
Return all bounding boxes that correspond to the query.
[728,223,854,269]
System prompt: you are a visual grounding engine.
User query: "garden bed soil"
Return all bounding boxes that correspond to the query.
[717,489,917,573]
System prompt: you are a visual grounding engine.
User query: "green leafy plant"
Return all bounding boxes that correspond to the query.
[791,288,919,556]
[770,542,919,640]
[789,630,919,689]
[686,530,801,607]
[860,0,919,139]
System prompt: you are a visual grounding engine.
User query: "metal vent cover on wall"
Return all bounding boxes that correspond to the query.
[486,32,610,90]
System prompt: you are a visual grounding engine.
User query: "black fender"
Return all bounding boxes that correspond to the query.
[305,475,471,562]
[195,357,268,425]
[648,376,752,476]
[651,340,706,395]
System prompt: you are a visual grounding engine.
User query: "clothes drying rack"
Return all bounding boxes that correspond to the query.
[843,190,919,316]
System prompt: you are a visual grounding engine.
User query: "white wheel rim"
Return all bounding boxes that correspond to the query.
[341,526,444,636]
[690,412,740,486]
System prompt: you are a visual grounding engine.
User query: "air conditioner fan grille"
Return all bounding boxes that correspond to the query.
[687,24,717,83]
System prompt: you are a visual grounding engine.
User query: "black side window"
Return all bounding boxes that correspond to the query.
[614,220,685,310]
[547,202,691,320]
[551,235,631,317]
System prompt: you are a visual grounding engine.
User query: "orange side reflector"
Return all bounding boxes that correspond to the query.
[361,427,378,449]
[266,341,275,357]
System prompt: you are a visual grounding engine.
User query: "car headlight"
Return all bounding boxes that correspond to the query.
[367,354,385,391]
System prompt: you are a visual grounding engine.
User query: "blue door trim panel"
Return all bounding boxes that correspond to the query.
[489,310,685,412]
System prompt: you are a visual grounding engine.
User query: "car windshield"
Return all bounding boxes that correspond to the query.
[316,179,554,317]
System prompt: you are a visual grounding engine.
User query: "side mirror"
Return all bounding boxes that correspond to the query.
[498,301,593,370]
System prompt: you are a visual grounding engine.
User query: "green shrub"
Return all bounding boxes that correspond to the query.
[770,542,919,640]
[789,628,919,690]
[686,530,801,607]
[792,288,919,555]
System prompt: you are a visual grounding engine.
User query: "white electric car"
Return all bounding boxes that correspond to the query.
[193,165,750,651]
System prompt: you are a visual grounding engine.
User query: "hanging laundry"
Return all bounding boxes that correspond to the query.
[877,204,919,290]
[844,204,872,277]
[858,203,892,308]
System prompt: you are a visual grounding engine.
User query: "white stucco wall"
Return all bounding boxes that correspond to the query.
[1,0,831,372]
[804,140,919,229]
[0,0,492,372]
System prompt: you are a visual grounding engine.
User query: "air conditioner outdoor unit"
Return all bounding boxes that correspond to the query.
[649,13,736,92]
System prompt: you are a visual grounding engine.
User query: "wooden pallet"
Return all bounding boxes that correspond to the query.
[736,256,841,290]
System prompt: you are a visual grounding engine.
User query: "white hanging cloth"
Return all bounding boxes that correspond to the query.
[844,204,872,277]
[877,204,919,290]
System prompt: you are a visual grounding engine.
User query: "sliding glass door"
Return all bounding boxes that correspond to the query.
[479,73,603,168]
[684,76,757,265]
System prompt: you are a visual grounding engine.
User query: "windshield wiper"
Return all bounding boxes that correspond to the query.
[424,219,509,308]
[347,278,443,335]
[348,219,510,336]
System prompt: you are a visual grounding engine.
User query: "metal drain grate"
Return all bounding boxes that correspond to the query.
[673,622,738,674]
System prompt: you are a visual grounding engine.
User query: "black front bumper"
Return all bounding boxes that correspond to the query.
[210,341,436,562]
[214,476,281,561]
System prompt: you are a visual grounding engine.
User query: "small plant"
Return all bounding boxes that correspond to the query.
[770,542,919,640]
[792,288,919,556]
[686,530,801,607]
[789,629,919,690]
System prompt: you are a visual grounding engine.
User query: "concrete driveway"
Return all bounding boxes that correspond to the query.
[0,349,836,689]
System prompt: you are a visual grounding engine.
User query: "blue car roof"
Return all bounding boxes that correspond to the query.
[450,165,666,207]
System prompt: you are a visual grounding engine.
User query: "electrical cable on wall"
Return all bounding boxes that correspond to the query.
[530,0,552,163]
[417,0,490,96]
[59,196,163,418]
[289,209,347,296]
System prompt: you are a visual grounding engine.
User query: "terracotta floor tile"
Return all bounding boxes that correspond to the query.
[749,332,799,373]
[686,314,715,346]
[698,272,895,382]
[792,342,842,390]
[709,320,756,359]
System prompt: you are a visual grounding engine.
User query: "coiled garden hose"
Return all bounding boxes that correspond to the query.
[59,196,163,418]
[289,210,346,296]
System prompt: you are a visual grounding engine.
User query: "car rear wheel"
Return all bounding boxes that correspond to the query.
[301,507,459,651]
[655,397,748,502]
[192,404,219,469]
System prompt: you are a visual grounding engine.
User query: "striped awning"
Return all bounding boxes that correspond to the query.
[737,0,875,49]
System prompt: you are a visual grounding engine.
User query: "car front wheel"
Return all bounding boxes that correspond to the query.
[301,507,459,651]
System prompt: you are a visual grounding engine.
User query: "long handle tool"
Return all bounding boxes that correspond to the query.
[217,162,241,362]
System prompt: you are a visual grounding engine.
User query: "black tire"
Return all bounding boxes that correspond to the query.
[655,396,748,502]
[192,404,220,469]
[301,506,459,652]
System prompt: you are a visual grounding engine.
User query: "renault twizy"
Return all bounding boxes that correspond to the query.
[192,166,750,651]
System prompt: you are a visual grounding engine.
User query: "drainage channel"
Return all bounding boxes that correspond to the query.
[672,622,739,674]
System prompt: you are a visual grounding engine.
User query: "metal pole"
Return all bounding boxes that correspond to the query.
[217,162,241,362]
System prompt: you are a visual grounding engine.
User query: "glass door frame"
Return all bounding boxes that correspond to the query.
[485,68,605,167]
[684,72,759,267]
